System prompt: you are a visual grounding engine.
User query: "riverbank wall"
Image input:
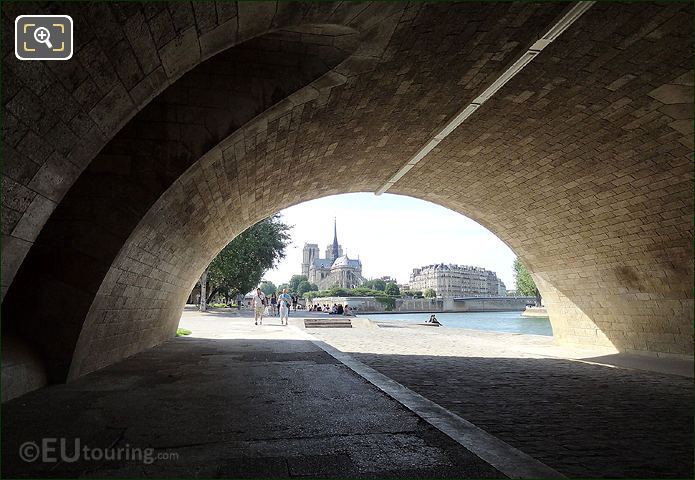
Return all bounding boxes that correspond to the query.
[308,296,535,313]
[445,297,535,312]
[309,296,442,313]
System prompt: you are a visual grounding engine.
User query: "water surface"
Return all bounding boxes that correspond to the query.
[358,311,553,336]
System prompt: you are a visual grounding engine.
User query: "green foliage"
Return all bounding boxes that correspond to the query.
[206,215,291,301]
[363,279,386,291]
[287,275,308,294]
[297,280,315,295]
[209,303,227,308]
[384,282,400,296]
[303,286,388,299]
[176,328,192,336]
[424,288,436,298]
[328,287,349,297]
[375,297,396,311]
[259,280,277,296]
[513,258,537,296]
[349,287,386,297]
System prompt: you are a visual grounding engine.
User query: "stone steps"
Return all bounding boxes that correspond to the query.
[304,318,352,329]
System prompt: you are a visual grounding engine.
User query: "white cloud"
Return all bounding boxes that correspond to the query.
[263,193,518,289]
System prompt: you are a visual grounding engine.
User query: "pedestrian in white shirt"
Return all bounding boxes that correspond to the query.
[252,288,266,325]
[278,288,292,326]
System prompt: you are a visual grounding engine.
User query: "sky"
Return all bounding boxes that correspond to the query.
[263,193,519,290]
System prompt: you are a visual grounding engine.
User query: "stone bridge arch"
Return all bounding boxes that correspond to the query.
[2,1,405,299]
[2,2,692,399]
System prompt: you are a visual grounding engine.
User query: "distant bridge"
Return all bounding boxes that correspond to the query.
[447,297,536,312]
[452,296,536,302]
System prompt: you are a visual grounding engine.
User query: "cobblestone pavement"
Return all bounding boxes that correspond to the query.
[310,326,694,478]
[2,314,501,478]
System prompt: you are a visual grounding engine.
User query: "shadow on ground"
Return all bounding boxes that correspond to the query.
[2,337,499,478]
[351,351,694,478]
[2,335,692,478]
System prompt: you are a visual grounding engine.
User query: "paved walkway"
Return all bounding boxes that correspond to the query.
[4,309,692,478]
[310,323,694,478]
[2,312,500,478]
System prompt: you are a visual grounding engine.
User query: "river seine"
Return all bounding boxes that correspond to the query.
[357,311,553,336]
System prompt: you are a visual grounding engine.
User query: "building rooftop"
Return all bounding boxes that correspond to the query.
[332,255,361,269]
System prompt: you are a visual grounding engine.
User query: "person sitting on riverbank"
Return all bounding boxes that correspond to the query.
[428,314,441,325]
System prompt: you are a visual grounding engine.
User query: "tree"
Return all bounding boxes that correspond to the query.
[288,275,308,294]
[259,281,277,296]
[204,215,291,304]
[363,279,386,291]
[351,287,386,297]
[303,290,320,300]
[424,288,436,298]
[513,258,541,305]
[199,270,208,311]
[384,282,400,296]
[297,280,314,296]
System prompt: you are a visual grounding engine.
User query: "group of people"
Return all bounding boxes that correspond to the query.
[252,288,359,326]
[308,303,353,316]
[267,291,299,315]
[248,289,437,326]
[251,288,294,326]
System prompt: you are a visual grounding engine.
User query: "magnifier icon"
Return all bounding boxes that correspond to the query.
[33,27,53,49]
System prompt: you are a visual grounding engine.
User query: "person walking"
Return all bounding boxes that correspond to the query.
[278,289,292,326]
[270,293,277,317]
[292,294,298,311]
[252,288,266,325]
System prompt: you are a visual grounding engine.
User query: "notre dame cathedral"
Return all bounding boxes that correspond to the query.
[300,220,365,290]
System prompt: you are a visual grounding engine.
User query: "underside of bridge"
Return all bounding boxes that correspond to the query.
[2,2,692,400]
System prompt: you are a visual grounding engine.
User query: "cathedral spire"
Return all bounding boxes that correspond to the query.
[331,217,339,260]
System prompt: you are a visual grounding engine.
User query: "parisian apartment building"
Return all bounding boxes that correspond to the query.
[409,264,506,298]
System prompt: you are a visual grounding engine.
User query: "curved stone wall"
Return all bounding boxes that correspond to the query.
[391,1,693,355]
[1,1,403,299]
[4,22,364,382]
